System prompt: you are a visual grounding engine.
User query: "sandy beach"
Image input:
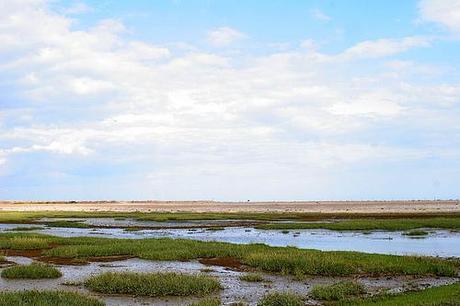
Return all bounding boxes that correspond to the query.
[0,200,459,213]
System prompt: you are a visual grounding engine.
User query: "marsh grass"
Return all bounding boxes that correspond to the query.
[239,273,265,282]
[84,272,221,297]
[310,281,365,301]
[402,230,429,236]
[0,290,104,306]
[0,237,49,250]
[0,233,457,277]
[6,226,44,231]
[1,210,460,224]
[258,292,304,306]
[44,221,90,228]
[256,217,460,231]
[1,262,62,279]
[206,227,225,231]
[342,281,460,305]
[188,297,221,306]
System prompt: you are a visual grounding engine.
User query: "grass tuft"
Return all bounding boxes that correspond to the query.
[1,262,62,279]
[402,230,429,236]
[310,280,365,301]
[84,272,221,297]
[256,217,460,231]
[6,226,44,232]
[188,297,221,306]
[258,292,304,306]
[0,290,103,306]
[239,273,265,282]
[342,281,460,305]
[4,237,49,250]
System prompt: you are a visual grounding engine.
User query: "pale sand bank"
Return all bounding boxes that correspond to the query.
[0,200,459,213]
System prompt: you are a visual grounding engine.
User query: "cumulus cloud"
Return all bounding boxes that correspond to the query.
[419,0,460,34]
[207,27,247,46]
[339,37,431,60]
[0,0,458,199]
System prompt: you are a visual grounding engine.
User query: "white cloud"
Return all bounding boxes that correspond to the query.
[207,27,247,46]
[62,1,92,15]
[310,8,331,21]
[419,0,460,34]
[0,0,458,200]
[339,37,431,60]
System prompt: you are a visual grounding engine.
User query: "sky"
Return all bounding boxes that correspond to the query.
[0,0,459,201]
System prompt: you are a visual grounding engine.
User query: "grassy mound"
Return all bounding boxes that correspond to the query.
[343,281,460,305]
[0,290,104,306]
[84,272,221,297]
[239,273,265,282]
[258,292,304,306]
[188,297,221,306]
[1,263,62,279]
[402,230,429,236]
[310,281,365,301]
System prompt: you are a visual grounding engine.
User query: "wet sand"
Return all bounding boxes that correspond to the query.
[0,200,459,213]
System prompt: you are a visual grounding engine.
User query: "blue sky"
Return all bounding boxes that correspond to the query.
[0,0,459,201]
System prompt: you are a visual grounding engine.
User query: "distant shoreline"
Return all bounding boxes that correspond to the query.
[0,200,459,213]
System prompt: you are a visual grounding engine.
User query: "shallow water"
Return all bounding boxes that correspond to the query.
[2,222,460,257]
[38,217,258,228]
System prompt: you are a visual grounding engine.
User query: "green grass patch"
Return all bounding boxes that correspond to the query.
[6,226,44,232]
[239,273,265,282]
[258,292,304,306]
[0,290,104,306]
[342,281,460,305]
[2,210,460,224]
[0,233,456,277]
[206,227,225,231]
[189,297,221,306]
[310,281,365,301]
[84,272,221,297]
[256,217,460,231]
[44,221,90,228]
[402,230,429,236]
[1,262,62,279]
[123,227,143,232]
[0,237,49,250]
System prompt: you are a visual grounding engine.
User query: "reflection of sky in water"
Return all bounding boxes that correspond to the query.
[1,222,460,258]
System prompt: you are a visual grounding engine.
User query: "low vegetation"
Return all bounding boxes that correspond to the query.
[310,281,365,301]
[256,217,460,231]
[258,292,304,306]
[0,233,455,278]
[44,221,90,228]
[84,272,221,297]
[343,281,460,305]
[0,236,49,250]
[1,262,62,279]
[239,273,265,282]
[0,290,104,306]
[1,210,460,225]
[6,226,44,231]
[188,297,221,306]
[402,230,429,236]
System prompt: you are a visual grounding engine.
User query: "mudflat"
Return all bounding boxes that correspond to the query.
[0,200,459,213]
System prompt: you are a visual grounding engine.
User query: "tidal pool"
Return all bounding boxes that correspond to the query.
[2,222,460,258]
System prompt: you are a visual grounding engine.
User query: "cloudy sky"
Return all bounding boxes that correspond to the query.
[0,0,459,201]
